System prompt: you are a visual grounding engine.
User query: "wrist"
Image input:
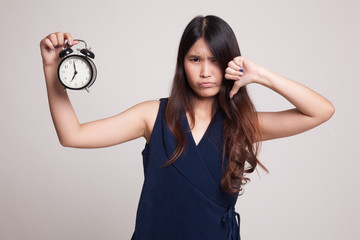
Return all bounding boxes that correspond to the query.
[254,65,271,86]
[43,64,62,88]
[43,61,59,69]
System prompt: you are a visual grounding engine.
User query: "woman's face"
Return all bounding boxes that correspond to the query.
[184,38,223,100]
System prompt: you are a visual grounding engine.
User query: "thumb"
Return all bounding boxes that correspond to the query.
[229,78,247,99]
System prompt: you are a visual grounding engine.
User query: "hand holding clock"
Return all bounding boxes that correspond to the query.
[40,32,97,91]
[40,32,79,68]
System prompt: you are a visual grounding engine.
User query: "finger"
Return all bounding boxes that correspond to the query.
[229,84,241,99]
[228,61,243,72]
[56,32,65,46]
[233,56,244,67]
[48,33,59,48]
[225,67,243,77]
[63,33,72,45]
[229,80,246,99]
[64,33,78,46]
[47,33,59,48]
[40,38,55,51]
[225,73,241,81]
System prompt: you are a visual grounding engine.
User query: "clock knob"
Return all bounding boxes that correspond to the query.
[80,48,95,59]
[59,48,73,58]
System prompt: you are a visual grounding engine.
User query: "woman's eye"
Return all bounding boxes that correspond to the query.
[191,58,200,62]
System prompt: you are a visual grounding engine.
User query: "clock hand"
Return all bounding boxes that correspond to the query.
[71,72,76,82]
[73,62,78,75]
[73,62,78,74]
[70,62,78,82]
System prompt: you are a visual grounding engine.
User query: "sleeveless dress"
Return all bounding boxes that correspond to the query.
[131,98,241,240]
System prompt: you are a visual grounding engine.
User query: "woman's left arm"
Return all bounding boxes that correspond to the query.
[225,56,335,141]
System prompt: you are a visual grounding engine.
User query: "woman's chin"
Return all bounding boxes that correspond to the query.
[194,90,220,100]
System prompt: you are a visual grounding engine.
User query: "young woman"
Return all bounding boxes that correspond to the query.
[40,15,334,240]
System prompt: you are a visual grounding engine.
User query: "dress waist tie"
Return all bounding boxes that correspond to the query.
[222,206,241,240]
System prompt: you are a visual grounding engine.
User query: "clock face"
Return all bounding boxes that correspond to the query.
[58,55,93,89]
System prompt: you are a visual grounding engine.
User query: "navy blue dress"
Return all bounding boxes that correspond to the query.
[131,98,241,240]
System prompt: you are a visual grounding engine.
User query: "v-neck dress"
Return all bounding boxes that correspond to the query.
[131,98,241,240]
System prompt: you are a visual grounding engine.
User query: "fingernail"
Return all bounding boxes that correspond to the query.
[239,68,244,72]
[237,77,241,80]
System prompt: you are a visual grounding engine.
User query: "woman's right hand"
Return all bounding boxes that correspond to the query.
[40,32,78,68]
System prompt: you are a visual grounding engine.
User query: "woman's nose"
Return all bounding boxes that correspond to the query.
[200,61,211,78]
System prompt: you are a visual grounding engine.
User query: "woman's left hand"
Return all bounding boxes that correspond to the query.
[226,57,334,141]
[225,56,261,99]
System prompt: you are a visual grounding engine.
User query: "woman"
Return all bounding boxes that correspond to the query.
[40,15,334,240]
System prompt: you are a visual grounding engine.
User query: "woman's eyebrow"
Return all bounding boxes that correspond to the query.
[187,54,216,59]
[187,54,201,58]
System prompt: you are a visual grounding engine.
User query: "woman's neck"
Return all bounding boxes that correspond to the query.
[192,96,216,118]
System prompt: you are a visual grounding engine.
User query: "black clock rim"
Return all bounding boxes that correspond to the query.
[57,55,96,90]
[86,58,97,88]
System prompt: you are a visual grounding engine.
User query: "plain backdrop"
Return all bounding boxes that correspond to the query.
[0,0,359,239]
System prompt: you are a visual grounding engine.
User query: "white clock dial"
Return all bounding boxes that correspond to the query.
[59,56,92,89]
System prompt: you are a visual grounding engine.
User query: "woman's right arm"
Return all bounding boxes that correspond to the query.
[40,32,159,148]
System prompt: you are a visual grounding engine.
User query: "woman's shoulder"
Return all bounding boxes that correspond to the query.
[139,98,161,108]
[138,97,169,112]
[136,99,161,121]
[139,98,167,142]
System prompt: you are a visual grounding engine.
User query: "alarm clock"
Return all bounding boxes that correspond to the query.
[58,39,97,92]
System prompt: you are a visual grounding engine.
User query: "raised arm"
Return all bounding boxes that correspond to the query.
[40,32,159,148]
[225,56,335,141]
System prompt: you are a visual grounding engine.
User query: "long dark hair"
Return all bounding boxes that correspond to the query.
[164,15,268,196]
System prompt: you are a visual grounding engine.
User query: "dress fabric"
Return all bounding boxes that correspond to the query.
[131,98,241,240]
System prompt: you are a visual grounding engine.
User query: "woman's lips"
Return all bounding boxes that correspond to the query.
[199,82,215,87]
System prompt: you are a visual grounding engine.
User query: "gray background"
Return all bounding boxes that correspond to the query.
[1,0,359,239]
